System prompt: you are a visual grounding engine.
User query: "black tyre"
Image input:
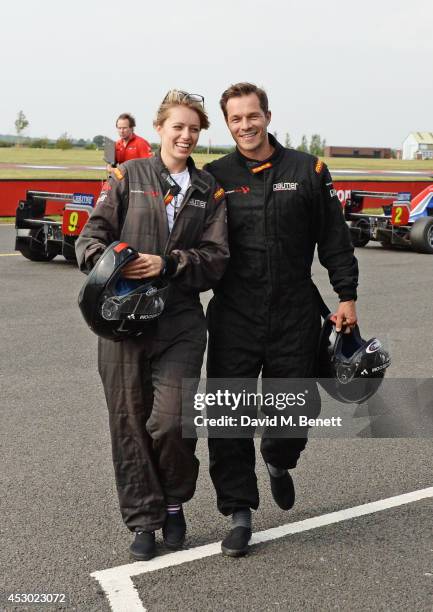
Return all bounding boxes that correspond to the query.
[17,228,56,262]
[410,217,433,254]
[380,237,395,249]
[62,235,78,263]
[350,219,370,247]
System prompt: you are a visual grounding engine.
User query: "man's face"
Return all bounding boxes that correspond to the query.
[225,93,271,158]
[116,118,134,141]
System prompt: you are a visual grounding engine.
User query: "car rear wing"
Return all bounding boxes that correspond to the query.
[344,190,411,217]
[15,191,75,230]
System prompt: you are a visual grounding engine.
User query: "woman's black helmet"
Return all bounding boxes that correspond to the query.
[78,241,169,341]
[317,315,391,404]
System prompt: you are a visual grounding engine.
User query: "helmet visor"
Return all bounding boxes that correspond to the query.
[101,283,169,321]
[336,362,357,384]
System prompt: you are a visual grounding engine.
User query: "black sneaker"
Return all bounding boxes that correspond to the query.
[162,507,186,549]
[267,466,295,510]
[129,530,156,561]
[221,526,252,557]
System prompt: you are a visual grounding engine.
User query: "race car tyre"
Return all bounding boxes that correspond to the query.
[18,228,56,262]
[62,235,77,263]
[380,238,395,249]
[410,217,433,254]
[350,219,370,247]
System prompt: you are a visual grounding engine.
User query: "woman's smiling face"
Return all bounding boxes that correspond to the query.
[156,105,201,169]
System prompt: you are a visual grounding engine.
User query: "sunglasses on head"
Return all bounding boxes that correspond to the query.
[163,90,205,106]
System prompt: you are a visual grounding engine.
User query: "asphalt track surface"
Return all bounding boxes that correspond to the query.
[1,224,432,611]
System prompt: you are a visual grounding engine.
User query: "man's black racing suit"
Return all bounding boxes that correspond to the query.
[205,134,358,515]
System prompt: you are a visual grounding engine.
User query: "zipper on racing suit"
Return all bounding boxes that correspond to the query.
[163,185,193,256]
[262,169,274,335]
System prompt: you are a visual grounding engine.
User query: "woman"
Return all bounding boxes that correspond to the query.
[76,90,229,560]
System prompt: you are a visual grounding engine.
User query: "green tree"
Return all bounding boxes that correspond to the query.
[15,110,29,144]
[30,138,49,148]
[93,134,105,148]
[309,134,324,156]
[284,133,292,148]
[297,135,309,153]
[56,132,73,150]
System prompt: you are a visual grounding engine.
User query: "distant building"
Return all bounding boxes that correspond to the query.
[324,146,391,159]
[402,132,433,160]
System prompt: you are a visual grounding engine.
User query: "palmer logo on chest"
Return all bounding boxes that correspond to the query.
[188,198,207,209]
[273,182,298,191]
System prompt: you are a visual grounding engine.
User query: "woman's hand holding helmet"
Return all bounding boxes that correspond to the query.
[122,253,164,279]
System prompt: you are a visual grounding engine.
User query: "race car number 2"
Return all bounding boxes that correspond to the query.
[391,204,410,226]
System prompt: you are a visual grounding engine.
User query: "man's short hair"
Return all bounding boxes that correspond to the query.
[116,113,136,128]
[220,83,269,119]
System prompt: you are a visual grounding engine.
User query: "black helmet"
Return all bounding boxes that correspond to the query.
[317,315,391,404]
[78,241,169,341]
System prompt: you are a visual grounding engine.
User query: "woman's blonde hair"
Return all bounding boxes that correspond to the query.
[154,90,210,130]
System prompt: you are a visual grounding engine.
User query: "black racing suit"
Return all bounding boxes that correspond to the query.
[205,135,358,515]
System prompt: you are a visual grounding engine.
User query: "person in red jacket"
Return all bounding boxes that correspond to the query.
[107,113,152,174]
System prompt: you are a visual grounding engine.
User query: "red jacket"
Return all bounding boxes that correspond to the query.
[115,133,152,163]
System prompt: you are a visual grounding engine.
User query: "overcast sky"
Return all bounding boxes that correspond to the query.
[1,0,432,148]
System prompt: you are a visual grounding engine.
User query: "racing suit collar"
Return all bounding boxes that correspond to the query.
[152,150,209,195]
[235,133,284,173]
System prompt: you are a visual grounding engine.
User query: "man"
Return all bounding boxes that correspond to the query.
[107,113,152,174]
[205,83,358,557]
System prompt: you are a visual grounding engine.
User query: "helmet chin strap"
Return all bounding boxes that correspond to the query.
[312,283,331,319]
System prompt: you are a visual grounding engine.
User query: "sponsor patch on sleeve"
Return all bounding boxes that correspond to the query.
[213,187,225,202]
[113,167,124,181]
[315,160,324,174]
[96,193,108,205]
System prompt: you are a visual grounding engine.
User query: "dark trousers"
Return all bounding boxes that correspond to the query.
[98,308,206,531]
[206,295,321,516]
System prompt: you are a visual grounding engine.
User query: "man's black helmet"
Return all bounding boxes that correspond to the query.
[78,241,169,341]
[317,315,391,404]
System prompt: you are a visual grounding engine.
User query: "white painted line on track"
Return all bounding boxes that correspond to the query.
[0,253,20,256]
[91,486,433,612]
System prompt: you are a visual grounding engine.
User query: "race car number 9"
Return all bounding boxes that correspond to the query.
[62,209,89,236]
[68,211,79,232]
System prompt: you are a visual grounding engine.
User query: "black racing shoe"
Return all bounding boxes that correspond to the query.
[129,530,156,561]
[162,508,186,549]
[221,526,252,557]
[267,466,295,510]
